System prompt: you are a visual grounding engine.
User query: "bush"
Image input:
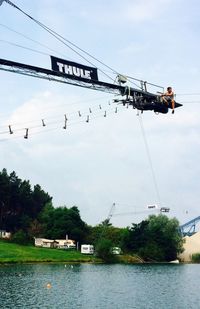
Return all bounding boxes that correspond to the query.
[192,253,200,263]
[138,242,165,262]
[95,238,114,262]
[11,230,30,245]
[124,215,184,262]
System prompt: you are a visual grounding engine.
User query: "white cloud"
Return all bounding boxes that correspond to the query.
[122,0,173,23]
[72,0,174,26]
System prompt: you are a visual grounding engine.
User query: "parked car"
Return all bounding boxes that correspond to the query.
[111,247,122,255]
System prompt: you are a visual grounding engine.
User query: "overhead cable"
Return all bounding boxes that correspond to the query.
[3,0,115,82]
[0,23,74,60]
[0,39,50,56]
[138,114,162,207]
[3,0,145,89]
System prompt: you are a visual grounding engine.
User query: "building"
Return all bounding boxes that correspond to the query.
[34,237,76,249]
[0,230,11,239]
[56,239,76,249]
[34,238,58,248]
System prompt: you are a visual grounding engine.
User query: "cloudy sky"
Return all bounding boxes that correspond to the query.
[0,0,200,227]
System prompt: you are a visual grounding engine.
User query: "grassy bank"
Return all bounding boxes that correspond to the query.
[0,241,144,264]
[0,240,99,263]
[117,254,144,264]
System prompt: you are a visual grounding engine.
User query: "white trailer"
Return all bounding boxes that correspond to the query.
[81,244,94,254]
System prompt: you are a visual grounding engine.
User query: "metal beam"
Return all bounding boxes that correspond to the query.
[0,58,126,95]
[179,216,200,236]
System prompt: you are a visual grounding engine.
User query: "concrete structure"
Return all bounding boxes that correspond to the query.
[179,231,200,262]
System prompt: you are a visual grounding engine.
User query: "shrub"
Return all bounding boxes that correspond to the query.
[95,238,114,262]
[11,230,30,245]
[192,253,200,263]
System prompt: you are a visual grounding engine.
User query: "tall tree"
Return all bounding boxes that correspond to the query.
[0,169,52,232]
[39,205,89,242]
[123,214,183,262]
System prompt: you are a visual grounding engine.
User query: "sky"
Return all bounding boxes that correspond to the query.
[0,0,200,227]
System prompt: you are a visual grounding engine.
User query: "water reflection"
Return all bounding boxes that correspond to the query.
[0,264,200,308]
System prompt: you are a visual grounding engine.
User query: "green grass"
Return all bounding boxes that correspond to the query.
[117,254,144,264]
[0,240,100,263]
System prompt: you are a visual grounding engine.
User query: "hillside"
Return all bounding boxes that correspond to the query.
[0,241,98,263]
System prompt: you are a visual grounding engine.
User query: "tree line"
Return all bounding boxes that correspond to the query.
[0,169,183,262]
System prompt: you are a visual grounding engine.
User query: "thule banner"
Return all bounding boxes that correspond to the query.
[51,56,98,81]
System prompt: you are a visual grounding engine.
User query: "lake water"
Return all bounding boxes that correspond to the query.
[0,263,200,308]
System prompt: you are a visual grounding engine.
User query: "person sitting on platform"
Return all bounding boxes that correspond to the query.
[161,86,175,114]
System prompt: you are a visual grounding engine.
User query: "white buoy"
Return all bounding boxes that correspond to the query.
[46,283,52,289]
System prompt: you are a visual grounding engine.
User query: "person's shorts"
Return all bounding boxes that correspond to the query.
[164,96,172,104]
